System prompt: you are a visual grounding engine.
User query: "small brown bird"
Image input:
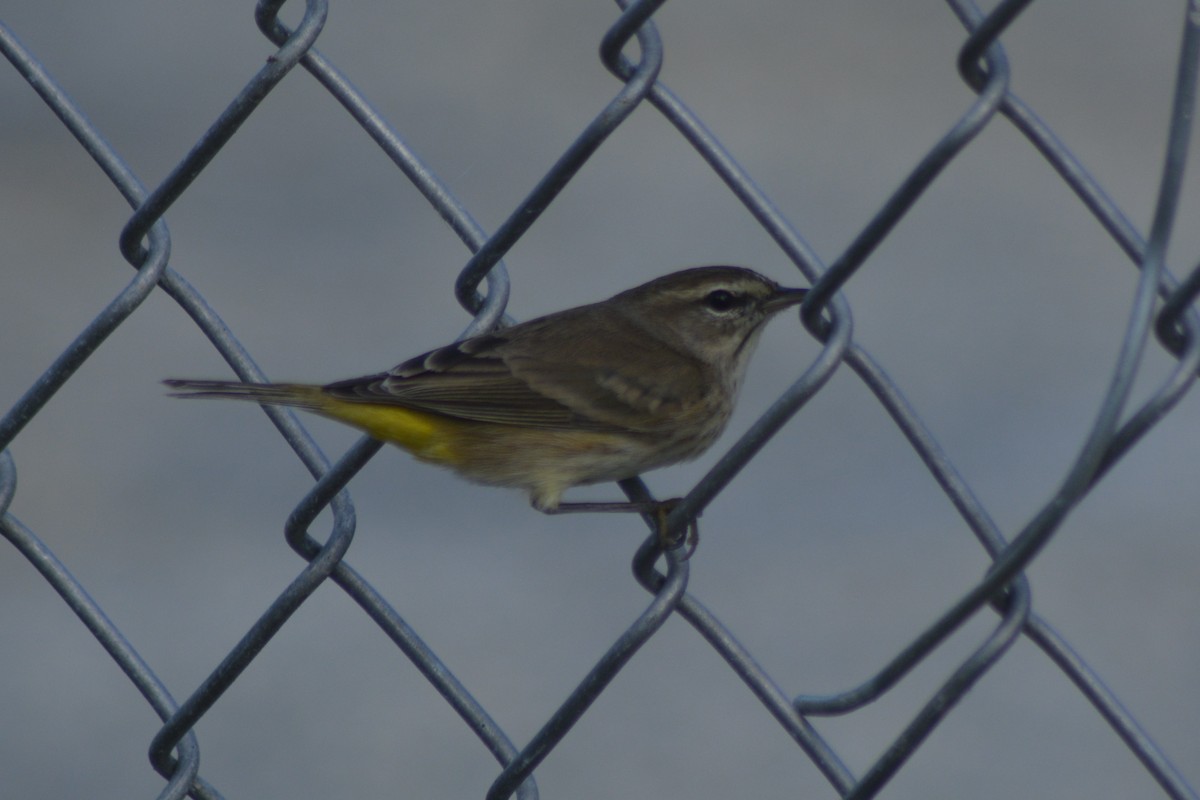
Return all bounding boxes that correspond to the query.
[166,266,806,522]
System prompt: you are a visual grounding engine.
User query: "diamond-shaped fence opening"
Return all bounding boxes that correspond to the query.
[1,2,1198,799]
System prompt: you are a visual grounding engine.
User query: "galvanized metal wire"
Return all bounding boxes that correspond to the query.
[2,1,1199,798]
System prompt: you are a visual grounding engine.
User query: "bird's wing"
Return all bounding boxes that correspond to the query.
[321,332,605,430]
[498,309,712,433]
[324,307,711,433]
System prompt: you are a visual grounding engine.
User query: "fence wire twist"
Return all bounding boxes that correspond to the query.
[2,1,1199,799]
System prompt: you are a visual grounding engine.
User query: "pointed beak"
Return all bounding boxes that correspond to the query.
[764,286,808,314]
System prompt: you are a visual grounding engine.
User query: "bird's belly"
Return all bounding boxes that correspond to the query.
[318,398,725,511]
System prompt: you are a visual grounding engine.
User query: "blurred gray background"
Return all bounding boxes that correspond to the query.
[2,1,1198,798]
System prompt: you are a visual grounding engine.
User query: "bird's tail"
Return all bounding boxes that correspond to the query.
[163,379,326,410]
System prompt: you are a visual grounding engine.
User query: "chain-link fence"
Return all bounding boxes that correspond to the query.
[2,1,1199,798]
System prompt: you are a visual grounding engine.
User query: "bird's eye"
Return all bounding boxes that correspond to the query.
[704,289,740,313]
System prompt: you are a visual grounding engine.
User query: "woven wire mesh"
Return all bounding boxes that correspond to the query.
[2,1,1199,798]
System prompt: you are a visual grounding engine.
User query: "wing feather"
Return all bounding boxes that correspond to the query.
[322,304,714,434]
[322,335,602,429]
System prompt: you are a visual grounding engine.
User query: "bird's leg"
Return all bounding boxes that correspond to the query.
[650,498,700,558]
[539,499,699,558]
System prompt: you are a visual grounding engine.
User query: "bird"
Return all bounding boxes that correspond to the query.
[166,266,807,542]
